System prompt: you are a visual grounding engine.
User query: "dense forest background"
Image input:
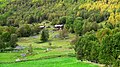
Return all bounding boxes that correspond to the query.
[0,0,120,66]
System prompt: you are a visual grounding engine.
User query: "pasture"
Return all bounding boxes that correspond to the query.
[0,26,99,67]
[0,57,99,67]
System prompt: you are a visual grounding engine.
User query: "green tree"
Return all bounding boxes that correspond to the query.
[31,24,40,35]
[27,15,34,24]
[1,32,11,42]
[99,32,120,66]
[73,17,84,35]
[9,34,18,48]
[16,24,32,37]
[16,26,25,37]
[82,21,99,34]
[40,29,49,42]
[65,16,74,32]
[0,36,5,52]
[75,31,99,61]
[59,16,66,24]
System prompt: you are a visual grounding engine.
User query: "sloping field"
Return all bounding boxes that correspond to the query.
[0,57,98,67]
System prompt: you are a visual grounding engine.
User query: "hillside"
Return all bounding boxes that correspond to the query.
[0,0,120,67]
[0,0,120,25]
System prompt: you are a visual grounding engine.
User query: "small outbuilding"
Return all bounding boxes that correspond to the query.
[39,26,45,29]
[54,24,64,30]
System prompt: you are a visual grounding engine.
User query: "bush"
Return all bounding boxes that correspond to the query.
[73,17,84,35]
[0,35,5,52]
[1,31,11,42]
[82,21,99,34]
[16,24,32,37]
[65,16,74,32]
[75,28,120,66]
[99,32,120,65]
[9,34,18,48]
[75,31,99,61]
[40,29,49,42]
[59,16,66,24]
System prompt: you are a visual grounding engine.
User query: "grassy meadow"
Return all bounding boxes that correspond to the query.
[0,57,99,67]
[0,27,100,67]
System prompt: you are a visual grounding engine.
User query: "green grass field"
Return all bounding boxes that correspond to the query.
[0,29,75,62]
[0,28,99,67]
[0,57,99,67]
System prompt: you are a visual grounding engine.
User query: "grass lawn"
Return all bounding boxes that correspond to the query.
[0,28,99,67]
[0,57,99,67]
[0,53,21,62]
[0,29,75,62]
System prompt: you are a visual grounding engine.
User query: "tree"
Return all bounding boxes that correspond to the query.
[82,21,91,34]
[65,16,74,32]
[31,24,40,34]
[9,34,18,48]
[27,15,34,24]
[16,26,25,37]
[1,32,11,42]
[73,0,78,3]
[98,32,120,66]
[24,24,32,36]
[16,24,32,37]
[82,21,99,34]
[75,31,99,61]
[73,17,84,35]
[59,16,66,24]
[0,36,5,52]
[40,29,49,42]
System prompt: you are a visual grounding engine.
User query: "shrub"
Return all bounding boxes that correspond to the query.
[16,24,32,37]
[9,34,18,48]
[82,21,99,34]
[59,16,66,24]
[40,29,49,42]
[99,32,120,65]
[65,16,74,32]
[75,31,99,61]
[0,35,5,52]
[73,17,84,35]
[75,28,120,66]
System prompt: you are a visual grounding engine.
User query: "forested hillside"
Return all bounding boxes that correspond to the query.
[0,0,120,67]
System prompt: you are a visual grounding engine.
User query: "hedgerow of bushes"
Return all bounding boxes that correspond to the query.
[74,28,120,67]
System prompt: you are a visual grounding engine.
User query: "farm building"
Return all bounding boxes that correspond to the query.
[39,26,45,29]
[54,24,64,30]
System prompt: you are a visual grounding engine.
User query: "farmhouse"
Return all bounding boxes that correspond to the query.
[39,26,45,29]
[54,24,64,30]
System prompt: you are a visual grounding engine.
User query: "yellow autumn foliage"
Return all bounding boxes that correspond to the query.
[79,0,120,25]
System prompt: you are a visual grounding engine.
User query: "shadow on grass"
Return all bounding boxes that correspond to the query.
[34,40,53,44]
[35,41,45,44]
